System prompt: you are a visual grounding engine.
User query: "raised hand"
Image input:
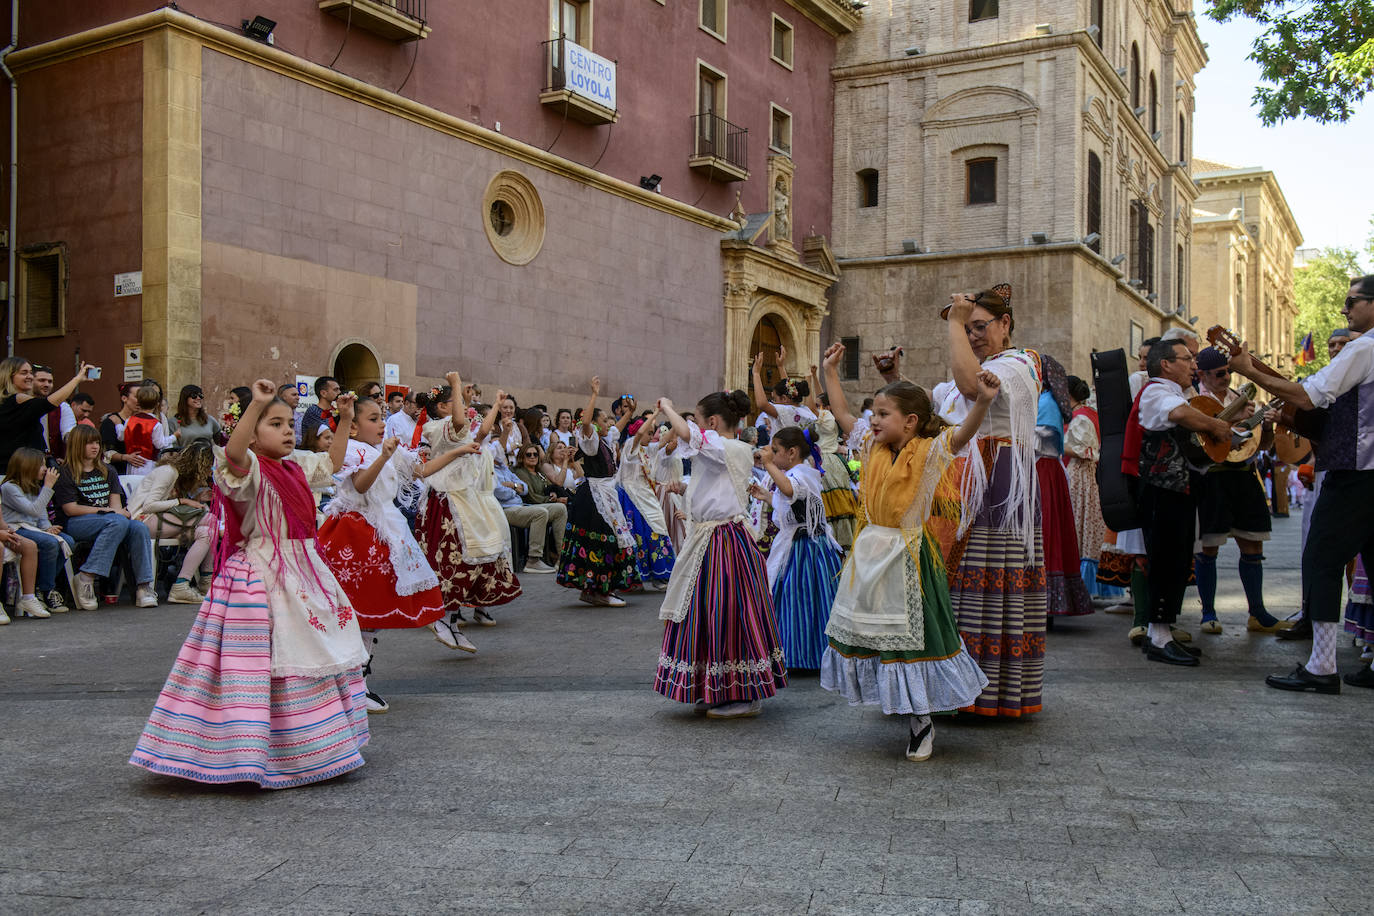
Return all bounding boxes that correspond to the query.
[380,436,400,459]
[776,344,788,368]
[251,379,276,402]
[43,467,60,489]
[823,342,845,370]
[589,376,601,397]
[946,292,977,324]
[335,392,357,418]
[975,369,1001,402]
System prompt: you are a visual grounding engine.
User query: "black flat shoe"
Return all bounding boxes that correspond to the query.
[1140,638,1201,658]
[1276,617,1312,641]
[1144,640,1199,666]
[1342,666,1374,689]
[1265,665,1340,694]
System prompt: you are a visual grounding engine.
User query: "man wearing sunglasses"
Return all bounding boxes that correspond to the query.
[1191,347,1283,637]
[1230,275,1374,693]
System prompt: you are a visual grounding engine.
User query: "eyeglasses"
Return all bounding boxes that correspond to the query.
[1345,295,1373,311]
[965,320,992,338]
[1163,354,1197,364]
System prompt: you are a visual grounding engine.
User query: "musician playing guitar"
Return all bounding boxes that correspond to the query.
[1191,347,1285,635]
[1229,275,1374,693]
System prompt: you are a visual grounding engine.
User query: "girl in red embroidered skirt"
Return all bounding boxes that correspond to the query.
[318,397,446,713]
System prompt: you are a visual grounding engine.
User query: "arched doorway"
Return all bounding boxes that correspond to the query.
[332,341,381,395]
[749,315,784,400]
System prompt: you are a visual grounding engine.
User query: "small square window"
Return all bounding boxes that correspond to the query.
[966,158,997,205]
[770,105,791,155]
[970,0,998,22]
[840,337,861,380]
[18,245,65,339]
[858,169,879,208]
[700,0,726,40]
[771,15,793,68]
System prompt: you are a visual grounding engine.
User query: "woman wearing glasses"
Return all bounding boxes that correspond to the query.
[169,385,222,446]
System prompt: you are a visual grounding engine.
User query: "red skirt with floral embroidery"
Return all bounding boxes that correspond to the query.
[414,491,522,609]
[318,512,445,630]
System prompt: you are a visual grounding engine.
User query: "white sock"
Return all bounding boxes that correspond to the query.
[910,713,932,734]
[1306,621,1339,676]
[21,593,34,600]
[1148,622,1172,648]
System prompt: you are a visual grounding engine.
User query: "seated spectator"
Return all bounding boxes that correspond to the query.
[0,356,91,471]
[493,460,565,573]
[56,425,157,610]
[100,382,142,476]
[32,365,78,459]
[0,514,42,621]
[128,441,215,605]
[385,390,420,444]
[2,447,75,616]
[118,384,177,477]
[169,384,221,447]
[70,392,97,427]
[515,445,570,509]
[540,441,583,496]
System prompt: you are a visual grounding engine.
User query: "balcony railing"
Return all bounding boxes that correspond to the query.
[689,113,748,181]
[541,38,618,125]
[318,0,430,42]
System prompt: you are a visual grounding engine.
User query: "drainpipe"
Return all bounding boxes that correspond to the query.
[1,0,17,356]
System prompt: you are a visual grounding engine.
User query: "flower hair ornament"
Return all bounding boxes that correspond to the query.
[780,377,801,401]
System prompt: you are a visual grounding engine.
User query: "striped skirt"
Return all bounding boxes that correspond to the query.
[773,530,843,669]
[655,520,787,704]
[130,553,369,789]
[1345,557,1373,643]
[820,451,858,551]
[949,443,1048,717]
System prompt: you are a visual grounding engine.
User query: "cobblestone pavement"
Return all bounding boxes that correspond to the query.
[2,513,1370,914]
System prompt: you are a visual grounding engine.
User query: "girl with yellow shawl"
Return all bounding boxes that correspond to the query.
[819,342,995,762]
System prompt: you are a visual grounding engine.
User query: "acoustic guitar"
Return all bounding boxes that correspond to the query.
[1214,396,1284,465]
[1205,326,1328,453]
[1183,382,1257,467]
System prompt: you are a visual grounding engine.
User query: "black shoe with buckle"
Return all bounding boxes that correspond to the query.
[1265,664,1340,694]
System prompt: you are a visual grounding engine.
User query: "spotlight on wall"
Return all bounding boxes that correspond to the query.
[1151,130,1163,142]
[1116,66,1128,78]
[1087,25,1101,38]
[242,16,276,44]
[1035,23,1053,35]
[1082,232,1101,247]
[901,239,920,253]
[1133,106,1147,117]
[1147,293,1159,303]
[1188,316,1200,325]
[1029,231,1050,244]
[639,174,662,192]
[903,46,923,56]
[1110,253,1128,266]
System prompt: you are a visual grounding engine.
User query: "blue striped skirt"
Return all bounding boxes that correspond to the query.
[773,531,843,669]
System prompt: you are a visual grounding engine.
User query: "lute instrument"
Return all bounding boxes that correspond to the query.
[1183,382,1256,468]
[1205,326,1328,455]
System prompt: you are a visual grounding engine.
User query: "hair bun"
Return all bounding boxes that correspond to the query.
[727,389,751,415]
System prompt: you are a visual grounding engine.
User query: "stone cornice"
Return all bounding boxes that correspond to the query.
[6,7,738,233]
[1195,170,1304,247]
[782,0,861,37]
[1168,12,1209,75]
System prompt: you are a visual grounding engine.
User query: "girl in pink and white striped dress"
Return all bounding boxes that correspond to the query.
[130,380,369,789]
[653,391,787,719]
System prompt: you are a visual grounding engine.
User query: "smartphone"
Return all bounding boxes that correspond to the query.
[87,366,102,380]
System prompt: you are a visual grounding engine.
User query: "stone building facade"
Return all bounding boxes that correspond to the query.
[1190,161,1303,371]
[827,0,1204,399]
[3,0,856,410]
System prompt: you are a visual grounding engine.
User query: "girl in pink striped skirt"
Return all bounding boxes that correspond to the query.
[652,391,787,719]
[130,380,370,789]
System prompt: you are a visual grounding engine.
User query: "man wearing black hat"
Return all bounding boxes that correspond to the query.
[1191,345,1284,636]
[1231,274,1374,692]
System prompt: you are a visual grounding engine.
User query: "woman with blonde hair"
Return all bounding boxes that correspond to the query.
[0,356,93,469]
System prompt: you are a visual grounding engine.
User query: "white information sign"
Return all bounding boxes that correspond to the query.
[123,367,143,383]
[563,39,616,111]
[384,362,400,385]
[114,271,143,297]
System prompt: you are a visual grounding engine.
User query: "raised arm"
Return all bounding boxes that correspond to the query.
[351,437,398,494]
[579,377,600,437]
[949,371,999,452]
[328,394,355,473]
[751,352,779,419]
[48,364,93,407]
[759,446,794,499]
[226,379,277,470]
[945,294,983,398]
[821,342,858,436]
[476,389,506,443]
[418,441,481,479]
[657,398,690,443]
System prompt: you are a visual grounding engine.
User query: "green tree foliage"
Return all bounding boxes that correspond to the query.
[1207,1,1374,124]
[1293,247,1361,377]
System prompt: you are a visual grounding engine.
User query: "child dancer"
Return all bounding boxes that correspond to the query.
[414,372,521,637]
[318,397,447,713]
[131,380,369,788]
[653,391,787,718]
[751,346,817,437]
[819,343,994,762]
[750,426,843,670]
[557,377,641,607]
[617,416,675,590]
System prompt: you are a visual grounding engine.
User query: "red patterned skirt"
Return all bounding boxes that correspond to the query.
[318,512,445,630]
[414,490,522,609]
[1036,456,1094,617]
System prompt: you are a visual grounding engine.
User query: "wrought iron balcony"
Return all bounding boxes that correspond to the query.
[318,0,430,42]
[541,38,618,125]
[689,113,748,182]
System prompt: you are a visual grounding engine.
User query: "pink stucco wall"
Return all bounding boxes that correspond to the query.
[199,50,726,404]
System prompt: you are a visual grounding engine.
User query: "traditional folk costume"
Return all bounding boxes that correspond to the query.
[318,439,445,629]
[413,417,521,612]
[557,425,641,595]
[654,423,787,705]
[1345,558,1373,654]
[934,347,1048,717]
[1192,348,1277,631]
[821,425,989,717]
[131,449,369,788]
[616,438,676,587]
[1063,400,1125,599]
[654,442,689,551]
[811,409,858,551]
[766,463,842,669]
[1035,381,1093,617]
